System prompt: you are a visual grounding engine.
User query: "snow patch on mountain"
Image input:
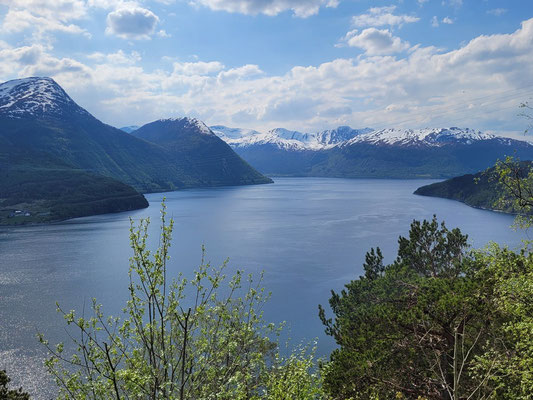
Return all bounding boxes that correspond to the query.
[211,124,529,151]
[342,127,508,147]
[0,77,89,119]
[316,126,373,146]
[210,125,371,150]
[210,125,262,140]
[159,117,214,135]
[211,126,319,150]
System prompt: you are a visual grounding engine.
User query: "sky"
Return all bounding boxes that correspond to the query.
[0,0,533,136]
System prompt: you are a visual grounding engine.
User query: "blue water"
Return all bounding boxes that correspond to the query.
[0,178,528,398]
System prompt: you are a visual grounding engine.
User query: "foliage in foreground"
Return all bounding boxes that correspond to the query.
[492,156,533,227]
[319,216,533,400]
[473,244,533,399]
[36,202,533,399]
[40,203,322,400]
[0,370,30,400]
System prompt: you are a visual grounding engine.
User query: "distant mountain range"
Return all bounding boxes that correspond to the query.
[0,77,270,224]
[3,75,533,223]
[211,125,533,178]
[211,125,373,150]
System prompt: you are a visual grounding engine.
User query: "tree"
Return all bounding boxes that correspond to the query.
[0,370,30,400]
[319,217,502,400]
[487,101,533,227]
[491,157,533,227]
[265,343,324,400]
[40,202,323,400]
[471,244,533,399]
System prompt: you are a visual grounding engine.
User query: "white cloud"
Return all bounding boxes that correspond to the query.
[217,64,263,83]
[1,9,90,37]
[189,0,338,18]
[343,28,410,55]
[442,17,454,24]
[106,6,160,39]
[157,29,171,38]
[431,16,439,27]
[172,61,225,76]
[0,44,91,82]
[487,8,507,17]
[87,0,126,7]
[2,18,533,134]
[352,6,420,28]
[0,0,87,20]
[87,50,142,65]
[0,0,89,38]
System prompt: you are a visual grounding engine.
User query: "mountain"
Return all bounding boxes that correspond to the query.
[315,126,373,146]
[210,125,370,176]
[341,127,495,147]
[120,125,139,133]
[0,77,270,191]
[212,125,533,178]
[414,167,515,213]
[211,125,370,151]
[0,146,148,225]
[314,128,533,179]
[131,118,272,186]
[0,77,270,223]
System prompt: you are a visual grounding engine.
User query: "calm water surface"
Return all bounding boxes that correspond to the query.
[0,178,528,398]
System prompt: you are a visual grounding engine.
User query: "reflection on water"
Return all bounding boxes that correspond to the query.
[0,178,526,399]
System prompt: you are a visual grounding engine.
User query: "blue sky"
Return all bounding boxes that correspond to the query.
[1,0,533,136]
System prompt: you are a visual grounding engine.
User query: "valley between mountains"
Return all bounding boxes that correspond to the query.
[2,76,532,224]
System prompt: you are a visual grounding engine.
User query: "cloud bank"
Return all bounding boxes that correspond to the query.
[106,7,160,39]
[352,6,420,28]
[1,8,533,135]
[190,0,339,18]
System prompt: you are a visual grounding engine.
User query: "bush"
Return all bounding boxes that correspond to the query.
[0,370,30,400]
[39,202,323,400]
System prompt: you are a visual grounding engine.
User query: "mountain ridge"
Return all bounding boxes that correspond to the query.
[209,124,533,178]
[0,77,271,224]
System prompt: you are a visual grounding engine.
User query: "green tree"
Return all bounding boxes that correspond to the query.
[40,203,323,400]
[319,217,501,400]
[491,156,533,227]
[487,101,533,227]
[471,244,533,399]
[0,370,30,400]
[265,344,324,400]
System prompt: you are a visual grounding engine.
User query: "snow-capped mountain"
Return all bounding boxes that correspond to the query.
[123,118,214,137]
[212,124,521,151]
[210,125,371,150]
[130,118,272,185]
[342,127,516,148]
[210,125,263,140]
[0,77,89,119]
[0,76,271,191]
[209,124,533,178]
[211,126,311,150]
[158,117,214,135]
[316,126,373,146]
[131,117,219,145]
